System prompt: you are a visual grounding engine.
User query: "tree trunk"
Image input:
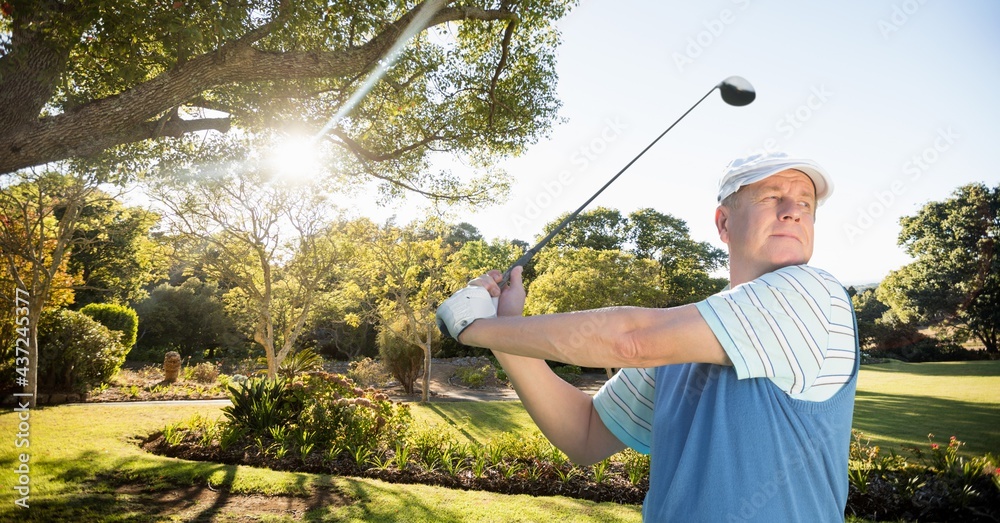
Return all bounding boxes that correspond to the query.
[421,329,432,403]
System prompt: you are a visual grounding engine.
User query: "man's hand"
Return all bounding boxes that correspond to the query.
[469,266,526,318]
[436,266,527,342]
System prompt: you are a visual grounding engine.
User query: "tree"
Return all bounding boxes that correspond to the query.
[443,222,484,248]
[539,207,728,306]
[132,278,242,360]
[878,183,999,353]
[66,194,162,308]
[541,207,629,252]
[0,170,105,402]
[525,247,665,378]
[350,218,453,401]
[525,247,665,315]
[0,0,570,206]
[446,237,523,285]
[148,164,347,376]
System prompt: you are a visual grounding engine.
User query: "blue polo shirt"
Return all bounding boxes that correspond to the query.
[593,265,858,522]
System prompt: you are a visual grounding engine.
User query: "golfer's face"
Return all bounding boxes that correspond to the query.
[724,170,816,271]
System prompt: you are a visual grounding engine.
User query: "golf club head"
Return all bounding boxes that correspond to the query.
[718,76,756,106]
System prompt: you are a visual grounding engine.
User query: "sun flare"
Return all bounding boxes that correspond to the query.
[266,137,323,182]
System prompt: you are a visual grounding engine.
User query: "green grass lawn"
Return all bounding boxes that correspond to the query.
[1,359,996,521]
[853,360,1000,456]
[0,403,640,522]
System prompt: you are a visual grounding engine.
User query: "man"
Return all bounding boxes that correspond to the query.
[436,152,858,522]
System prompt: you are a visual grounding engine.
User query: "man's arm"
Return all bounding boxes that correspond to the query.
[492,351,626,465]
[460,272,730,369]
[471,267,624,464]
[464,267,719,464]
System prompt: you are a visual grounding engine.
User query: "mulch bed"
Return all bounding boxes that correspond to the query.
[141,432,647,505]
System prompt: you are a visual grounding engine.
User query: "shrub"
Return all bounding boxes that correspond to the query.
[216,371,410,464]
[277,348,324,378]
[377,326,423,394]
[37,309,128,393]
[847,431,1000,520]
[132,278,242,360]
[455,365,494,388]
[347,357,390,388]
[185,362,220,384]
[221,377,301,436]
[554,364,582,384]
[293,372,411,459]
[80,303,138,350]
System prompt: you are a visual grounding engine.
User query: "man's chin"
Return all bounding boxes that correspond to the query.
[767,253,811,271]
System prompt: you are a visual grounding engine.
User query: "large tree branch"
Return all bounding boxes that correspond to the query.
[332,134,490,203]
[329,129,453,162]
[488,18,518,127]
[0,2,519,174]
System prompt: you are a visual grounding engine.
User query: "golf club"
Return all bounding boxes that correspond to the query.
[497,76,756,288]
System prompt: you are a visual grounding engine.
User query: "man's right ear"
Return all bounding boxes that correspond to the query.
[715,206,730,245]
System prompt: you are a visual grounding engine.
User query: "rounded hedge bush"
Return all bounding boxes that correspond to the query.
[38,309,128,393]
[80,303,138,349]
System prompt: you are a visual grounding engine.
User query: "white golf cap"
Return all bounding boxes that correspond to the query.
[717,152,834,206]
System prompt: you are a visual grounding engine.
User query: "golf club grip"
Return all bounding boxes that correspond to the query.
[500,250,536,287]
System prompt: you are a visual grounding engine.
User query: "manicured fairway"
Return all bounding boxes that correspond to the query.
[853,360,1000,456]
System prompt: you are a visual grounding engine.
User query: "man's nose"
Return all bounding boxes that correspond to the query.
[778,199,801,221]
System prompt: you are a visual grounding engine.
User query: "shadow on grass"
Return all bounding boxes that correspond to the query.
[336,477,485,523]
[425,402,527,443]
[15,449,349,522]
[853,390,1000,454]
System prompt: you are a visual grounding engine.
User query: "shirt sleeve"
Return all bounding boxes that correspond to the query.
[694,265,852,397]
[592,367,655,454]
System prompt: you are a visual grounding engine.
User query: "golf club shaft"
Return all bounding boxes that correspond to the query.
[500,83,721,287]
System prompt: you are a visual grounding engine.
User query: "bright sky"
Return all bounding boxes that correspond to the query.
[355,1,1000,286]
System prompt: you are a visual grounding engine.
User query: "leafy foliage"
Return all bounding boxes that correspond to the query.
[277,348,324,379]
[221,377,301,437]
[526,247,665,315]
[132,278,242,360]
[37,309,128,393]
[80,302,138,350]
[878,183,999,353]
[847,431,1000,521]
[377,321,424,395]
[1,0,572,205]
[293,373,410,459]
[347,357,391,388]
[532,207,727,312]
[454,364,496,388]
[67,196,162,307]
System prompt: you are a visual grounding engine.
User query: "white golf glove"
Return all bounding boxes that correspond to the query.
[436,285,497,339]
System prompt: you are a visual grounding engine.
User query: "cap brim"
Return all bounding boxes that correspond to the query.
[720,160,833,205]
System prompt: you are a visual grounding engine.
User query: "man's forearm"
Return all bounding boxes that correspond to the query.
[460,307,634,368]
[491,351,624,465]
[459,303,726,369]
